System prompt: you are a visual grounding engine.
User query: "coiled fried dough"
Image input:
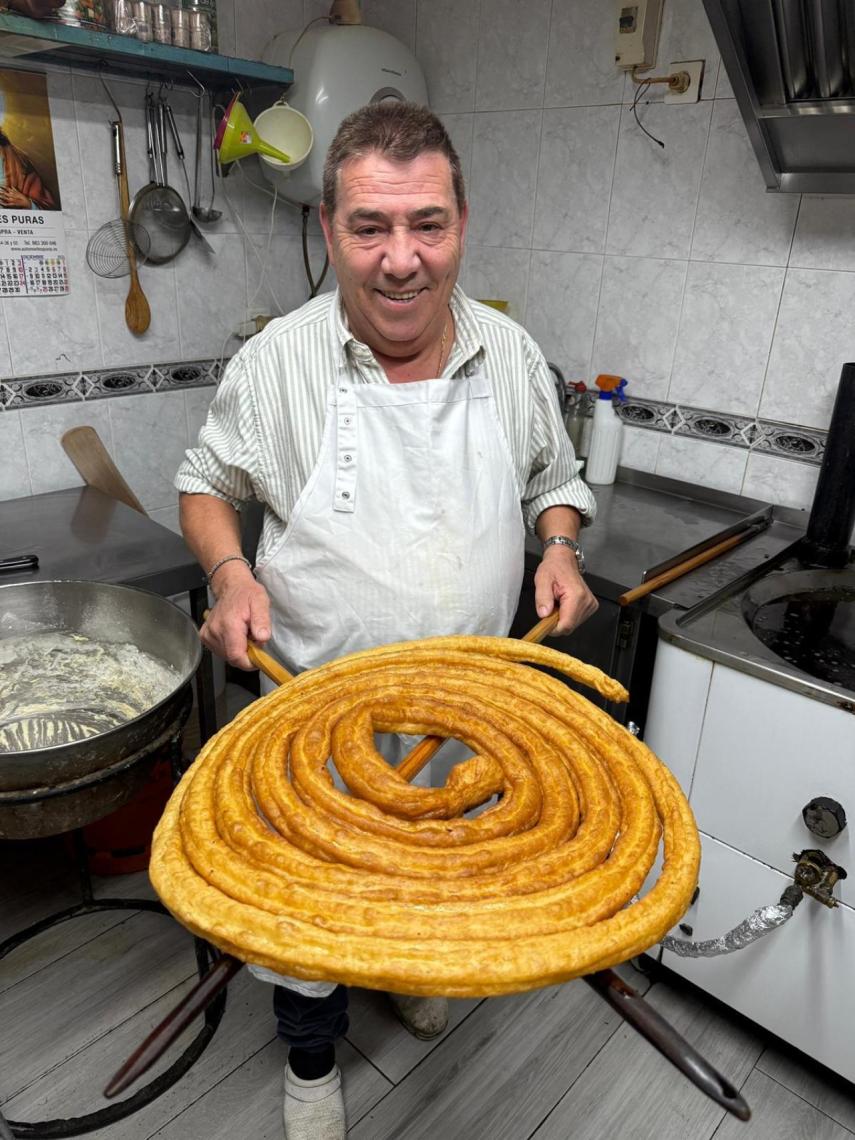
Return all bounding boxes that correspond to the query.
[150,636,699,997]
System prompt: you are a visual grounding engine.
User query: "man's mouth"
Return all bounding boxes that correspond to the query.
[376,289,423,303]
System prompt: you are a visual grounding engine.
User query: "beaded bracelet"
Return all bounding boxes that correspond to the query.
[206,554,253,584]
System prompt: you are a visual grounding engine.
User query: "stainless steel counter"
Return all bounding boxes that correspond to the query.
[525,469,807,615]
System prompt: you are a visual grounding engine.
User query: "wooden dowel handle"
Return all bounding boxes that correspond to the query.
[201,609,292,685]
[618,530,752,607]
[396,610,561,782]
[246,641,292,685]
[104,955,243,1098]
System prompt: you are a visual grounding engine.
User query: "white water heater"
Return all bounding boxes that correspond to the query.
[259,23,428,207]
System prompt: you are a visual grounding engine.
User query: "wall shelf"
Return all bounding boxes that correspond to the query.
[0,11,293,91]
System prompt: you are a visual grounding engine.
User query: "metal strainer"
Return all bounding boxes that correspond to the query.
[128,92,191,265]
[86,219,152,278]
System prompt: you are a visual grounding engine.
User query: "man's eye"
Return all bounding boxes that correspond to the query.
[356,226,380,237]
[418,223,441,233]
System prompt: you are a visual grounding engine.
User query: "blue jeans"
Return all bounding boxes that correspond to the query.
[273,984,349,1050]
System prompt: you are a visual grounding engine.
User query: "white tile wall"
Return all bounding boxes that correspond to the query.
[2,0,852,522]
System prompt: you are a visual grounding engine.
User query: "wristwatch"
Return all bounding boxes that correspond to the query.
[542,534,586,574]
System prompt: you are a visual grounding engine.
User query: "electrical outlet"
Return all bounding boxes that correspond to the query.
[615,0,664,70]
[664,59,705,104]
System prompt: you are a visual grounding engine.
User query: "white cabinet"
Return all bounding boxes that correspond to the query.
[667,835,855,1081]
[691,665,855,906]
[645,640,855,1081]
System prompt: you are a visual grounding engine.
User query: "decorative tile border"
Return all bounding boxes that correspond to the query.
[0,359,226,410]
[613,394,826,467]
[0,361,829,469]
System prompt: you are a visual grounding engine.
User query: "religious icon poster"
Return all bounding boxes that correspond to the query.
[0,68,68,297]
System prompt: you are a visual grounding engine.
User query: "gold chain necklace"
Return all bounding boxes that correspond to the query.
[436,318,450,377]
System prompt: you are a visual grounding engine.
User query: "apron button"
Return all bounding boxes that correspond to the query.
[343,416,352,425]
[343,454,352,462]
[341,491,351,500]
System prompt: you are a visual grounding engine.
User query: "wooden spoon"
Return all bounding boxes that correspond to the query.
[112,120,151,336]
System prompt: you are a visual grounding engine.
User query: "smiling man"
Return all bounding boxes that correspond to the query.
[176,101,597,1140]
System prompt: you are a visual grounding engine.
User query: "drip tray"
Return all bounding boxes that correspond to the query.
[742,569,855,691]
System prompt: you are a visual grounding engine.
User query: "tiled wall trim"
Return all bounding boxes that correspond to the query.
[0,358,828,470]
[0,359,225,410]
[616,395,826,465]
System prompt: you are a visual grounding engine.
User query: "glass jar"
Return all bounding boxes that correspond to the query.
[170,4,189,47]
[130,0,152,41]
[111,0,135,34]
[187,0,217,52]
[150,1,171,43]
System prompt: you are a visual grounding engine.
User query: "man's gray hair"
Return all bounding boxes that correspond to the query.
[322,101,465,217]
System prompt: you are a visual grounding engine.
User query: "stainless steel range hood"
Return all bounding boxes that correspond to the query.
[703,0,855,192]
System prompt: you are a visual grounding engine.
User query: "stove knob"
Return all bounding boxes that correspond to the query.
[802,797,847,839]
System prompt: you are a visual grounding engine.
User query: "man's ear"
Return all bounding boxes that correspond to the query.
[458,200,469,252]
[319,203,335,263]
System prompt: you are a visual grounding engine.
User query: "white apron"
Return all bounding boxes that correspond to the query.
[251,369,525,995]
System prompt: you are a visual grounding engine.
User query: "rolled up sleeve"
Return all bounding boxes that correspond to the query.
[174,354,258,510]
[521,347,597,533]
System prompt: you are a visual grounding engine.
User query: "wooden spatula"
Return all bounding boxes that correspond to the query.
[61,425,147,515]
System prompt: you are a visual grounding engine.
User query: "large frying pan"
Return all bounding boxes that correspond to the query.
[0,580,201,837]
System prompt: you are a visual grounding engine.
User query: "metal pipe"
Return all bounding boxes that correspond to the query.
[662,885,803,958]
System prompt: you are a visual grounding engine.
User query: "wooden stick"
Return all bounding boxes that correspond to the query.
[617,529,757,607]
[201,609,292,685]
[246,641,292,685]
[104,955,243,1098]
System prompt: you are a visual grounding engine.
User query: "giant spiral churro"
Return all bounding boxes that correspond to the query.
[151,636,700,997]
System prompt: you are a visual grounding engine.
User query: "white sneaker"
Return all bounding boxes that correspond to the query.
[283,1064,345,1140]
[388,993,449,1040]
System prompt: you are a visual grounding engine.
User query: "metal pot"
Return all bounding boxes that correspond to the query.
[0,580,201,837]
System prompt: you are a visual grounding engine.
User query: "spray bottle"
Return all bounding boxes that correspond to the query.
[585,374,627,485]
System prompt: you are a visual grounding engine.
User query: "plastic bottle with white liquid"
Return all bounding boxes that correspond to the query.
[585,374,627,485]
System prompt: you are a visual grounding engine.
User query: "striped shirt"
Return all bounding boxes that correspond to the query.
[175,286,596,560]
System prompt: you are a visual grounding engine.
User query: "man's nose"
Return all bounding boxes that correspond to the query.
[380,229,419,277]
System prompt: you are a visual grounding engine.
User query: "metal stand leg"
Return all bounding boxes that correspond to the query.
[0,903,228,1139]
[189,586,218,745]
[0,775,228,1137]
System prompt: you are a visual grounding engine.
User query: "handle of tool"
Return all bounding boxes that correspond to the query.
[164,100,184,159]
[584,970,750,1120]
[0,553,39,574]
[145,95,158,185]
[104,954,243,1098]
[618,529,756,607]
[193,93,203,209]
[157,99,168,183]
[112,122,138,283]
[396,610,561,783]
[200,608,292,686]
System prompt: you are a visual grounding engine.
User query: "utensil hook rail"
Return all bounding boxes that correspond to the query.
[0,826,230,1137]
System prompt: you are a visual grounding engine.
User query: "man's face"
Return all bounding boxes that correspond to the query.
[320,150,468,360]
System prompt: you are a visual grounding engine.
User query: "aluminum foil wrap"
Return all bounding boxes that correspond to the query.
[662,902,795,958]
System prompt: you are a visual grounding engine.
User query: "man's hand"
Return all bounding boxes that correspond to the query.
[0,187,31,209]
[533,545,598,635]
[201,562,272,670]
